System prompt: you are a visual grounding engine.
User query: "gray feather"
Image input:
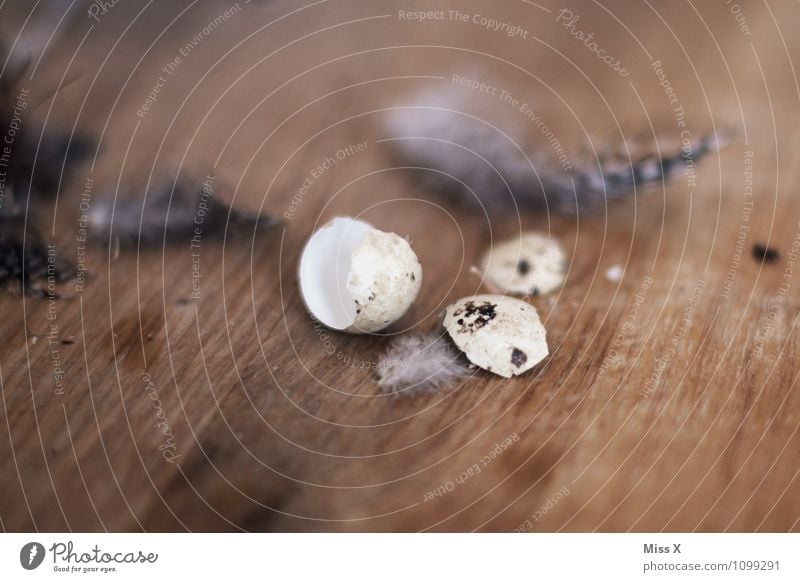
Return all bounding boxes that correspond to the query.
[89,177,280,248]
[384,84,729,213]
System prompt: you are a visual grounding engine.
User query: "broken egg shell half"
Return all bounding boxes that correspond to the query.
[480,232,566,296]
[299,217,422,333]
[443,294,548,378]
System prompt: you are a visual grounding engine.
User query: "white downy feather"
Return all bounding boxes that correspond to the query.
[377,332,470,393]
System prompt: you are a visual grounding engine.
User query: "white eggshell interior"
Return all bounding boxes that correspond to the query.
[299,217,372,330]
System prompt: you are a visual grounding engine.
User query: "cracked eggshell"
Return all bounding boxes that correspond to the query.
[442,294,548,378]
[299,217,422,334]
[480,232,566,296]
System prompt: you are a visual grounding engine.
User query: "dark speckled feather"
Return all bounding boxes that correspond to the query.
[89,177,281,248]
[385,85,729,214]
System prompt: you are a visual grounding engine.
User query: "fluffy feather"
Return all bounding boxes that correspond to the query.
[89,177,281,248]
[384,84,729,213]
[377,332,470,393]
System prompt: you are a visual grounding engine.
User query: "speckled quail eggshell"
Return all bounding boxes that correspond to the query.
[347,228,422,333]
[442,294,548,378]
[480,232,566,296]
[299,217,422,334]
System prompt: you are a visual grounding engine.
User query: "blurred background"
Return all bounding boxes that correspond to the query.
[0,0,799,532]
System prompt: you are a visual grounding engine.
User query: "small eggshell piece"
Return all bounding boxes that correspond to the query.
[480,232,566,296]
[443,294,548,378]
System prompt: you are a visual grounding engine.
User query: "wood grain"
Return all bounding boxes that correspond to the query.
[1,0,799,532]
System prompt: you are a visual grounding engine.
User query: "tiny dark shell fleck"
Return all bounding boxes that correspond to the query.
[511,348,528,368]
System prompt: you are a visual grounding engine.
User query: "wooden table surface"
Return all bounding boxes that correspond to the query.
[1,0,799,532]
